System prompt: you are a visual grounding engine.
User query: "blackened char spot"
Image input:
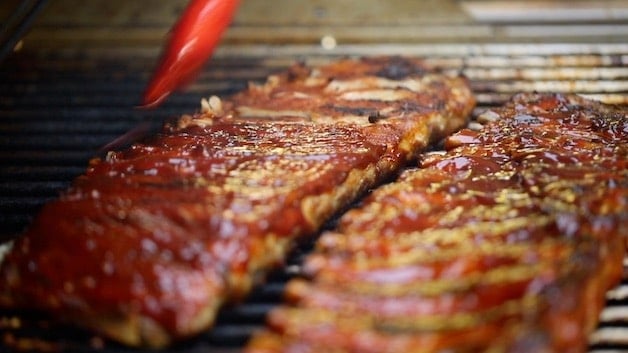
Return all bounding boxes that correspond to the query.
[368,112,382,123]
[374,57,428,80]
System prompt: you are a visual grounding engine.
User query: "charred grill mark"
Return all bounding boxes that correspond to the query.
[327,100,440,123]
[326,105,379,117]
[399,100,440,113]
[323,105,386,124]
[327,105,389,124]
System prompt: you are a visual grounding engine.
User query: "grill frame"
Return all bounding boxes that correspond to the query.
[0,43,627,352]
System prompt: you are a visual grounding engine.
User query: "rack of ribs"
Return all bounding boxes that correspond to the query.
[0,57,474,347]
[246,93,627,353]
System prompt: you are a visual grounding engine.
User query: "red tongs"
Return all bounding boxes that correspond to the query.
[142,0,240,108]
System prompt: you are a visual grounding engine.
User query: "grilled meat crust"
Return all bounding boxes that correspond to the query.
[246,93,627,353]
[0,57,474,347]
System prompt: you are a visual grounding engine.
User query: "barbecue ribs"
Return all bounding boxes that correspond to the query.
[0,57,474,347]
[246,93,627,353]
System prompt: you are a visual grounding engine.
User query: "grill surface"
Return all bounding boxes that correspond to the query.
[0,43,627,352]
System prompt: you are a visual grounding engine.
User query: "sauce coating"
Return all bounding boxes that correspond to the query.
[0,57,474,347]
[246,93,627,353]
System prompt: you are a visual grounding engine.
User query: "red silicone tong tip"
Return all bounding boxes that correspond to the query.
[141,0,240,108]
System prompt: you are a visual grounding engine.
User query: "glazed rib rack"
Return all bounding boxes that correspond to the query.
[245,92,627,353]
[0,44,627,352]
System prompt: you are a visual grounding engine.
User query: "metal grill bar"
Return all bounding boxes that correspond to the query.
[0,43,626,352]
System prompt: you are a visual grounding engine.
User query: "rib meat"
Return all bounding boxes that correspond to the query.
[0,57,474,347]
[246,93,627,353]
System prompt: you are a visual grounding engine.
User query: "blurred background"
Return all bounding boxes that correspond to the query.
[2,0,627,49]
[0,0,627,351]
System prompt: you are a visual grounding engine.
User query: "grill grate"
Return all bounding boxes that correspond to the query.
[0,43,627,352]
